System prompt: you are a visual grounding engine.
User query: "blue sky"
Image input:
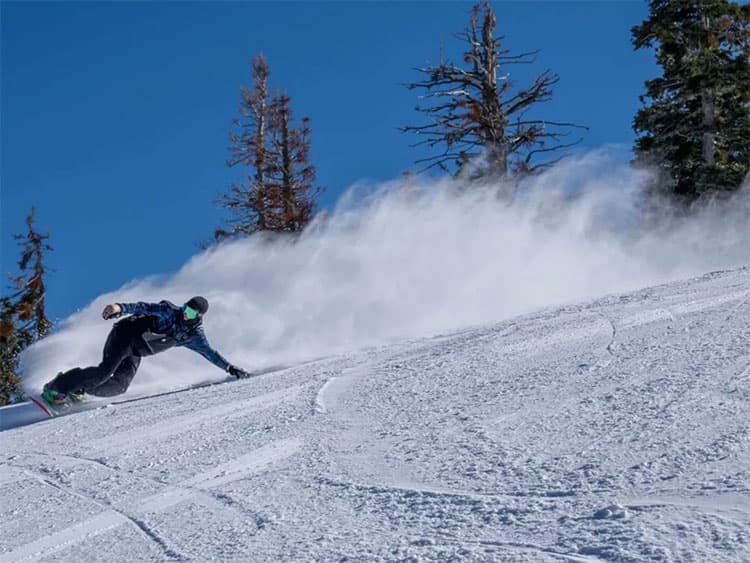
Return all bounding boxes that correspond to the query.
[2,1,655,321]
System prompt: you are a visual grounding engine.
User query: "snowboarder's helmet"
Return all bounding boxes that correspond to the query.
[185,296,209,317]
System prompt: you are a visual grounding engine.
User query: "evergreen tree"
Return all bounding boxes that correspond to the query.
[633,0,750,204]
[218,54,272,238]
[403,1,585,179]
[266,94,319,232]
[0,297,25,405]
[0,208,53,405]
[216,54,320,240]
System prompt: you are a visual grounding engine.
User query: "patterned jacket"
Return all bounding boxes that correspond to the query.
[116,301,230,371]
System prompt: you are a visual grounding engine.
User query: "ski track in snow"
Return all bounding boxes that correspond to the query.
[1,440,301,562]
[1,267,749,561]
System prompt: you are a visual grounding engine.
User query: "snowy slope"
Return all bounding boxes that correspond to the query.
[1,268,749,562]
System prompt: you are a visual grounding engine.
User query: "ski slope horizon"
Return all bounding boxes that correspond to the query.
[19,149,750,397]
[1,267,748,561]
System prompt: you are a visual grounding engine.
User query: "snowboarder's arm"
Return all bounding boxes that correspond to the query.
[116,301,174,322]
[183,329,231,372]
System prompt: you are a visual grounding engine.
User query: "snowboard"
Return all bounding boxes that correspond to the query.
[23,362,295,422]
[29,393,87,418]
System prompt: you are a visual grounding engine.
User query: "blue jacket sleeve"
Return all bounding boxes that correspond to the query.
[182,328,231,372]
[117,301,174,324]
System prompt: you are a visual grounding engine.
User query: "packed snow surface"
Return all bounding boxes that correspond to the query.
[1,268,749,562]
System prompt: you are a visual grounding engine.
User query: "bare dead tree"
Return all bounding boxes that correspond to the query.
[266,94,320,233]
[403,1,586,179]
[215,54,321,241]
[216,54,271,240]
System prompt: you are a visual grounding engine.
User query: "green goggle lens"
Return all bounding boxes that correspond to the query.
[184,305,199,320]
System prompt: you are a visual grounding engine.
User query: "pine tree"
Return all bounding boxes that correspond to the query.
[266,94,319,232]
[0,208,53,405]
[633,0,750,204]
[403,1,585,179]
[218,54,272,238]
[216,54,320,240]
[0,297,25,405]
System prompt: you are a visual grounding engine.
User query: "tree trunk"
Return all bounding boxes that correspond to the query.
[479,3,507,176]
[702,87,716,167]
[254,59,269,230]
[700,14,716,169]
[280,98,295,230]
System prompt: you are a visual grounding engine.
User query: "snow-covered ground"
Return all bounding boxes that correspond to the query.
[1,268,749,562]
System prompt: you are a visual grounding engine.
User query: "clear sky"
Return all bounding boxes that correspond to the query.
[2,1,655,321]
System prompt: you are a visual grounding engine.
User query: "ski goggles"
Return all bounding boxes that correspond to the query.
[183,305,200,320]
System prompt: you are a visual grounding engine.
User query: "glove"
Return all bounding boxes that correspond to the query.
[102,303,123,320]
[228,365,252,379]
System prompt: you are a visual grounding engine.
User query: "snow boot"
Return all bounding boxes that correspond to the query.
[41,383,68,406]
[68,389,85,403]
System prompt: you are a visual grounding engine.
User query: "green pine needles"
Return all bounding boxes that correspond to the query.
[0,208,53,405]
[632,0,750,205]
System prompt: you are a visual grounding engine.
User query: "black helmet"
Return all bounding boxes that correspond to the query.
[185,296,209,316]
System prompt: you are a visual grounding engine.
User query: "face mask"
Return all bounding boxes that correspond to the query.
[183,305,200,320]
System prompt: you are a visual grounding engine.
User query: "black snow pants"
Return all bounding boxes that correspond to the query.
[53,321,143,397]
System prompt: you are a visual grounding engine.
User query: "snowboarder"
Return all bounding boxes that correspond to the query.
[42,296,250,405]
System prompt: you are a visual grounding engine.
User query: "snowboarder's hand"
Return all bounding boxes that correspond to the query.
[102,303,122,320]
[228,365,251,379]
